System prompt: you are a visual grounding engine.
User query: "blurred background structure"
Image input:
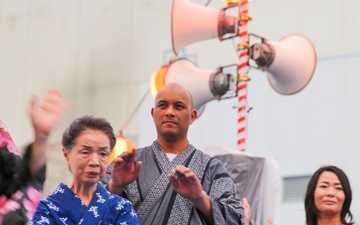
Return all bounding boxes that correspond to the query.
[0,1,359,224]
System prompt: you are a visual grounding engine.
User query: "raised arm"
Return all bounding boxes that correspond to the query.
[28,89,69,177]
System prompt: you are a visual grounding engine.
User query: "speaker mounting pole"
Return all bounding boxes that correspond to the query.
[233,0,251,152]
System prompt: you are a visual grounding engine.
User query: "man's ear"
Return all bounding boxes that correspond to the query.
[151,108,155,120]
[189,109,197,124]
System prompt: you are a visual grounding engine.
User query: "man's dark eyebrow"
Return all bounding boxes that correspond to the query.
[156,99,187,106]
[156,100,167,104]
[175,101,186,104]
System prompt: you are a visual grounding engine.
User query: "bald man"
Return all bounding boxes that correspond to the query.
[102,83,245,225]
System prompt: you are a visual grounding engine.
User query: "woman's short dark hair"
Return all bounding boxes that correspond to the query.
[304,165,355,225]
[62,115,116,151]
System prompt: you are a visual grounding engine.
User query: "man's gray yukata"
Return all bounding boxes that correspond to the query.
[102,141,245,225]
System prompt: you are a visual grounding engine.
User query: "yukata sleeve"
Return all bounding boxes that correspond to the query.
[207,160,245,225]
[19,144,46,191]
[29,200,55,225]
[6,144,46,198]
[8,145,46,224]
[113,198,140,225]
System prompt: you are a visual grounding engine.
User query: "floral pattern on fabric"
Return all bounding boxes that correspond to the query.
[0,121,17,155]
[0,120,45,225]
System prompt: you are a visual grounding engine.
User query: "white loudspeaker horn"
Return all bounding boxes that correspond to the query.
[150,58,235,115]
[251,34,316,95]
[172,0,237,55]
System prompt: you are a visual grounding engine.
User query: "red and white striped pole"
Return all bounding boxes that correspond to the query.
[235,0,250,151]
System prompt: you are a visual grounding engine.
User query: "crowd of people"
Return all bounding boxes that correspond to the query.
[0,83,356,225]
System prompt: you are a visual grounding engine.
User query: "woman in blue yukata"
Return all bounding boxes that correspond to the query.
[30,115,139,225]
